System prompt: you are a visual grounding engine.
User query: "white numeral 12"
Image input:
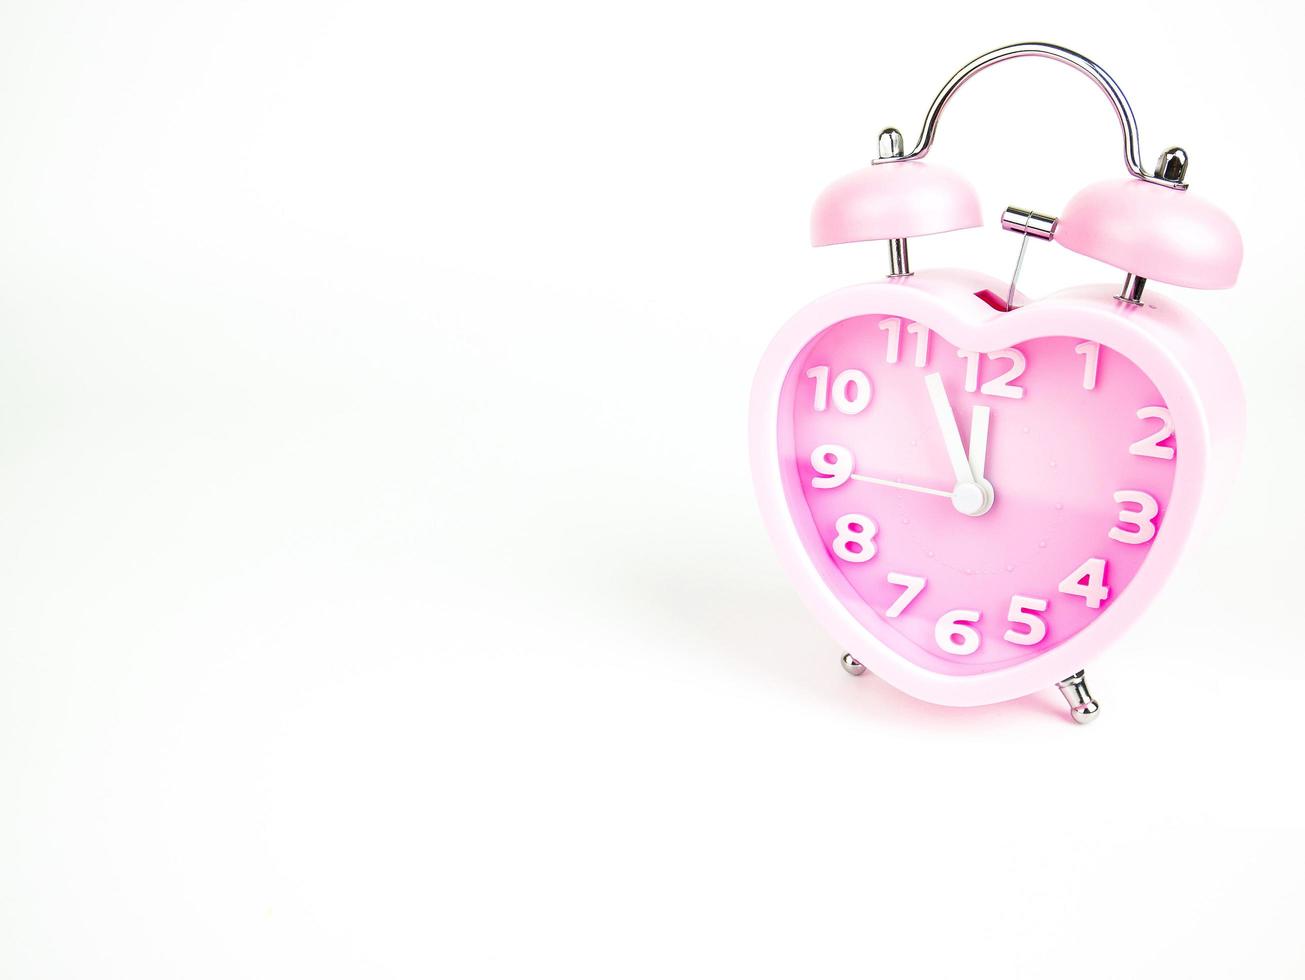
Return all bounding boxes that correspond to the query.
[957,349,1026,398]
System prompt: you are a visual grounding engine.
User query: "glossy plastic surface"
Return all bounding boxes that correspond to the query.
[750,270,1244,706]
[811,162,982,246]
[1057,178,1242,288]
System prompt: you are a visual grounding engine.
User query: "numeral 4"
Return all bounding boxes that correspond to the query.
[806,365,872,414]
[832,514,877,563]
[957,348,1026,398]
[1109,490,1159,545]
[1058,558,1109,608]
[1129,407,1175,459]
[1003,595,1048,646]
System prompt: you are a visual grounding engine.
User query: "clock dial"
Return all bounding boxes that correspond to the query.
[785,312,1177,675]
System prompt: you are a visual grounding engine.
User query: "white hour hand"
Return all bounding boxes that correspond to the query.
[968,404,990,484]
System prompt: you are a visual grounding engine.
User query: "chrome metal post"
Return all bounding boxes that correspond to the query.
[887,238,911,278]
[1117,273,1148,305]
[1056,670,1100,724]
[841,652,867,676]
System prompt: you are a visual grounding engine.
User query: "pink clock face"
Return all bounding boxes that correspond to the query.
[785,312,1177,675]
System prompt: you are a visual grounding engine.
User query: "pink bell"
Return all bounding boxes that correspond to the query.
[1057,174,1243,292]
[810,128,981,276]
[810,160,982,247]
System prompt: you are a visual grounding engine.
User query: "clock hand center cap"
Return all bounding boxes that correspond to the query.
[952,480,994,517]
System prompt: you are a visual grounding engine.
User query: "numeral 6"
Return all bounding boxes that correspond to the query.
[935,609,981,656]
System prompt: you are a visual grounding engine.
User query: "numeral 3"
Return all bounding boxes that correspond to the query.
[1109,490,1159,545]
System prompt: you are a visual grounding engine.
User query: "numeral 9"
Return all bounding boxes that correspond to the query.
[810,444,854,489]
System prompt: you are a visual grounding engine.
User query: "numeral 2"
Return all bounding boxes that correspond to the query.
[1129,407,1175,459]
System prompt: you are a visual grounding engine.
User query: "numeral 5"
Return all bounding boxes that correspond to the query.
[1003,595,1048,646]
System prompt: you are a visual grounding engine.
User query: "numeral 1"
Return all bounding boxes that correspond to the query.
[907,323,930,367]
[880,317,902,364]
[1075,341,1100,390]
[958,349,981,392]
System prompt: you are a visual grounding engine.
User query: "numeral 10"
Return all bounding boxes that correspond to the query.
[805,365,872,414]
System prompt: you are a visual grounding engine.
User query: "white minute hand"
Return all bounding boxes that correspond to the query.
[924,372,991,517]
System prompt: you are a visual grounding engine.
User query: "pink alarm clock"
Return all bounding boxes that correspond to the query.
[749,43,1244,723]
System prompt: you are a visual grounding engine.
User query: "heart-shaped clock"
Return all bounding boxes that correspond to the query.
[750,44,1244,721]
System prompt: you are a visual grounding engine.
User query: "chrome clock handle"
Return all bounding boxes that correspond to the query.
[876,42,1189,189]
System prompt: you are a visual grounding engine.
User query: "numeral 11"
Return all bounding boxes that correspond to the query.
[879,318,930,367]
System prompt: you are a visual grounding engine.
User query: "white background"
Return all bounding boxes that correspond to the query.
[0,1,1300,977]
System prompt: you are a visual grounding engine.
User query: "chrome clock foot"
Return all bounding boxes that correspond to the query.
[1056,670,1100,724]
[841,652,867,676]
